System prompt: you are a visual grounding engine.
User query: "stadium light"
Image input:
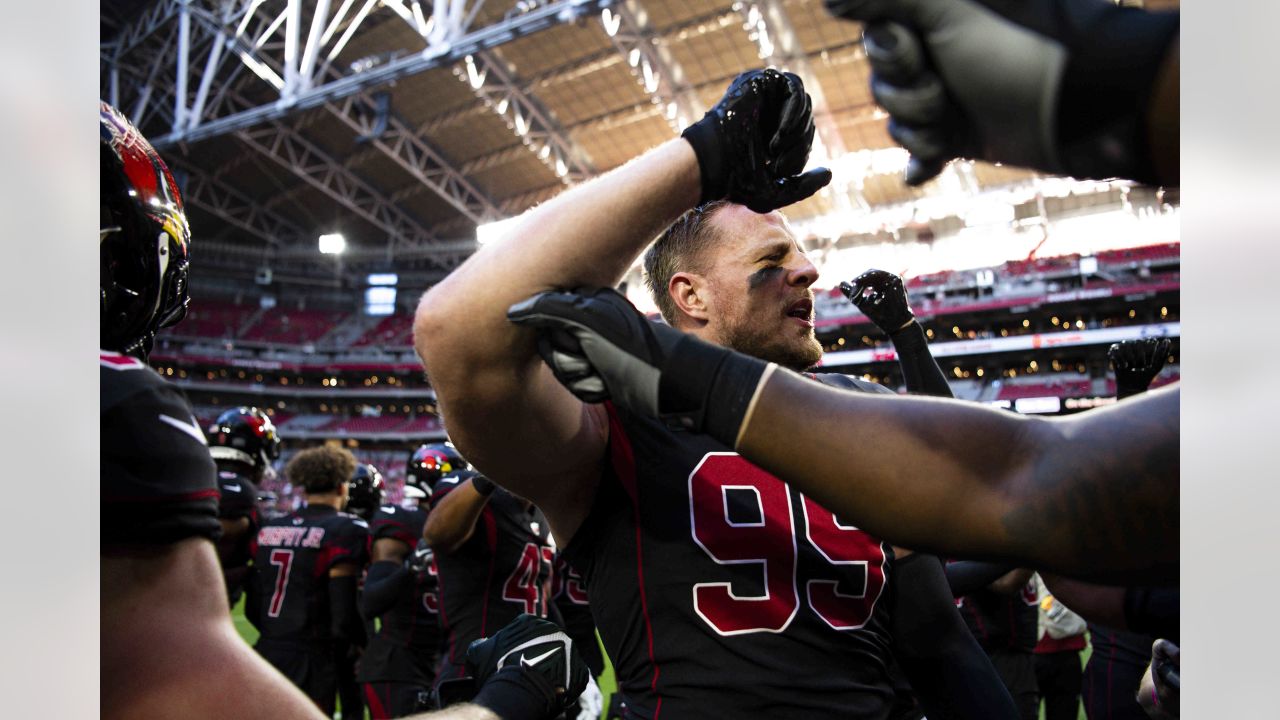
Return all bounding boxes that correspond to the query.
[318,232,346,254]
[476,216,522,246]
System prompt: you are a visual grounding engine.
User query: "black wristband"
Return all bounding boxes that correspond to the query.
[471,475,496,497]
[472,665,558,720]
[658,334,768,447]
[681,115,727,204]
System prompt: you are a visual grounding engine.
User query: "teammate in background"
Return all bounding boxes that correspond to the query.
[420,70,1014,717]
[948,566,1041,720]
[1033,576,1087,720]
[548,554,605,720]
[348,462,387,522]
[841,269,952,398]
[423,467,555,692]
[823,0,1179,187]
[359,445,456,718]
[249,446,371,717]
[208,406,281,604]
[99,98,584,720]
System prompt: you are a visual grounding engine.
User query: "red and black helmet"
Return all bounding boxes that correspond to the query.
[347,463,386,521]
[405,442,469,499]
[100,101,192,359]
[208,407,282,471]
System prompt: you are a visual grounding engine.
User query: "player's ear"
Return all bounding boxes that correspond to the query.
[670,272,710,324]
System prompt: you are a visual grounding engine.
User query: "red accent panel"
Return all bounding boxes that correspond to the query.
[605,403,662,715]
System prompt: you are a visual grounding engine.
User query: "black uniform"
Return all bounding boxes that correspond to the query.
[431,479,553,686]
[215,465,260,603]
[360,504,441,718]
[101,351,220,545]
[562,389,899,720]
[955,573,1040,720]
[1083,626,1155,720]
[250,505,370,715]
[551,552,604,678]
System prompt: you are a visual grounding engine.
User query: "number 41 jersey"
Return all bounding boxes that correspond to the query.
[562,391,898,719]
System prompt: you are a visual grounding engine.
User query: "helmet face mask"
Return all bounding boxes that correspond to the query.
[208,407,282,475]
[405,442,470,499]
[100,101,191,358]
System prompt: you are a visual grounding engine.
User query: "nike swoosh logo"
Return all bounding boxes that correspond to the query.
[159,414,207,444]
[520,648,559,668]
[224,484,242,492]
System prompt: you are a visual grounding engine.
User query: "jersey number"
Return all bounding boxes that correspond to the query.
[502,543,552,614]
[267,549,294,618]
[422,556,440,614]
[689,453,887,635]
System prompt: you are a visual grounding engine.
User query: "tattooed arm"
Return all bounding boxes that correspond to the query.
[737,375,1179,584]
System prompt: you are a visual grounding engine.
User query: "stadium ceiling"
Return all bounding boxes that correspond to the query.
[101,0,1177,290]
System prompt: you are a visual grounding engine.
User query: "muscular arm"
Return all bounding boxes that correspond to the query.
[738,371,1178,583]
[988,568,1034,596]
[362,538,412,619]
[329,561,364,645]
[423,479,492,554]
[102,539,327,720]
[413,140,701,543]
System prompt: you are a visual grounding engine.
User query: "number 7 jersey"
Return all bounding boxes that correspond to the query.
[562,388,898,719]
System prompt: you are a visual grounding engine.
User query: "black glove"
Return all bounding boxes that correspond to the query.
[825,0,1178,186]
[507,287,768,447]
[467,614,589,720]
[1108,338,1171,398]
[682,68,832,212]
[404,542,433,575]
[840,269,915,336]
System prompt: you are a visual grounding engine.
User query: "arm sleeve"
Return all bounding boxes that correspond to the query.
[890,321,954,398]
[944,560,1019,597]
[361,560,412,620]
[891,553,1020,720]
[329,574,364,645]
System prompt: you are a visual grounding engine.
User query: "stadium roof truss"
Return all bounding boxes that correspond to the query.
[102,0,1171,291]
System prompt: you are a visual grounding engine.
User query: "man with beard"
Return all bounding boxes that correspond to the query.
[415,69,1013,718]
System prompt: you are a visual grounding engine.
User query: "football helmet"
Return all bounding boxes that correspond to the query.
[100,101,192,359]
[405,442,469,499]
[347,463,386,521]
[208,407,282,471]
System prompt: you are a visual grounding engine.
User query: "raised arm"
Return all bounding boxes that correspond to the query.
[414,69,827,542]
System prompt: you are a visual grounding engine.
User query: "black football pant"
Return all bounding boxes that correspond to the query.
[1035,651,1083,720]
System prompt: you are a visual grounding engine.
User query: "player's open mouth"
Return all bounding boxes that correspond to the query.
[786,298,814,327]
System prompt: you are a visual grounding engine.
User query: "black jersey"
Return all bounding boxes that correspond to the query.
[552,551,604,678]
[954,572,1040,653]
[431,479,553,681]
[251,505,370,646]
[215,464,261,602]
[217,466,260,521]
[359,504,442,686]
[101,351,220,545]
[562,394,899,720]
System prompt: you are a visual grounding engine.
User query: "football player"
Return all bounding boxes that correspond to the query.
[248,446,371,716]
[417,70,1015,718]
[423,466,555,694]
[950,567,1041,720]
[358,445,456,718]
[208,406,281,604]
[348,462,387,522]
[100,100,338,720]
